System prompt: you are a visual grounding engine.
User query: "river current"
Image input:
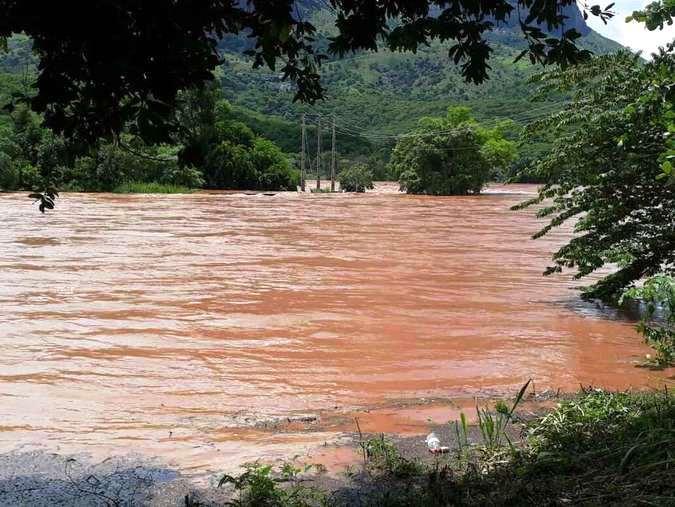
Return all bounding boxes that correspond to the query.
[0,183,663,474]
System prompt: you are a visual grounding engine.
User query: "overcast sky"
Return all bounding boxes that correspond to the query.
[585,0,674,56]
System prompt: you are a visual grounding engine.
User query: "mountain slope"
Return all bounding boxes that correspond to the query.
[217,5,623,158]
[0,7,623,162]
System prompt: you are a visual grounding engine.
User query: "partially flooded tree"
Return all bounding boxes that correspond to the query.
[389,107,517,195]
[338,163,374,192]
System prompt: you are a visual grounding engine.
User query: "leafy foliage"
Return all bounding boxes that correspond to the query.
[28,189,57,214]
[330,388,675,506]
[0,1,618,144]
[0,82,297,207]
[390,107,517,194]
[622,275,675,367]
[362,434,425,478]
[217,462,324,507]
[625,0,675,32]
[515,48,675,301]
[338,163,374,192]
[506,388,674,505]
[176,86,299,191]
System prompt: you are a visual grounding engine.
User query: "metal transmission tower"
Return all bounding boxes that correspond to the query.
[330,116,336,192]
[316,119,321,191]
[300,114,306,192]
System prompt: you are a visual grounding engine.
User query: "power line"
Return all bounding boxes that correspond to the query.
[295,98,578,157]
[325,112,559,141]
[296,101,571,141]
[307,99,571,130]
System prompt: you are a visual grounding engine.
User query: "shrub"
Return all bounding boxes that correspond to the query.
[338,163,374,192]
[160,165,205,188]
[17,161,42,189]
[363,435,423,478]
[218,462,324,507]
[621,275,675,367]
[250,138,298,190]
[204,141,257,189]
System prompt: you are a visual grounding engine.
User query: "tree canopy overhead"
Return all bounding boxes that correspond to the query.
[0,0,616,144]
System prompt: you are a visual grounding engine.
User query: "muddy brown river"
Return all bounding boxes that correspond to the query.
[0,183,666,476]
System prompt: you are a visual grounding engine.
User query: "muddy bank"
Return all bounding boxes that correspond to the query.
[0,393,564,506]
[3,385,672,506]
[0,392,563,505]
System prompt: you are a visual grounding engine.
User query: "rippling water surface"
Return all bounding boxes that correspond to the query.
[0,183,661,472]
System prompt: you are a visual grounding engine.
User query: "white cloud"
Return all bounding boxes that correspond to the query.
[585,1,674,56]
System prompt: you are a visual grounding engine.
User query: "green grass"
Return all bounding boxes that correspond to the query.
[346,388,675,506]
[211,462,325,507]
[111,182,194,194]
[205,388,674,506]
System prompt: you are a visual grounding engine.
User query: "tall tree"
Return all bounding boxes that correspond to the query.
[515,46,675,301]
[390,106,517,194]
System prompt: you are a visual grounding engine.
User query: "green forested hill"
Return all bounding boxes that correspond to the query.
[215,5,622,161]
[0,7,623,170]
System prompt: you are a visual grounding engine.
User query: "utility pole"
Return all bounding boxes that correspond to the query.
[316,119,321,191]
[300,113,306,192]
[330,116,336,192]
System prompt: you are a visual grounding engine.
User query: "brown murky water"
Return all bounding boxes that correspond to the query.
[0,183,666,475]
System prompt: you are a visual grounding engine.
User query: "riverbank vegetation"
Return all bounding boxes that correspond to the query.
[203,387,674,506]
[622,275,675,368]
[513,48,674,305]
[111,182,193,194]
[0,80,298,193]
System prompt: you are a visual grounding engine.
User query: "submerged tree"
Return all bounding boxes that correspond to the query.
[389,106,517,195]
[515,46,675,301]
[338,163,374,192]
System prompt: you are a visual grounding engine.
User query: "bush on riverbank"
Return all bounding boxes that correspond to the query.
[366,388,675,506]
[622,275,675,368]
[208,388,674,506]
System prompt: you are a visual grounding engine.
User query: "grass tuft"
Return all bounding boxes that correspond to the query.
[342,388,674,506]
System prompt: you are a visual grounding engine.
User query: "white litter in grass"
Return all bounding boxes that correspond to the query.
[425,432,449,454]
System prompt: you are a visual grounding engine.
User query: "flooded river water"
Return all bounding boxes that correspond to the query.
[0,183,666,475]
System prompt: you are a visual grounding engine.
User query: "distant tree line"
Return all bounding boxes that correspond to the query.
[0,82,298,193]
